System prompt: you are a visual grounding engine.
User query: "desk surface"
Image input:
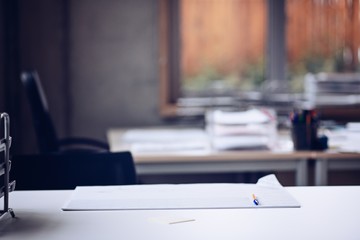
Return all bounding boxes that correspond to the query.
[1,186,360,240]
[107,128,360,186]
[107,128,360,163]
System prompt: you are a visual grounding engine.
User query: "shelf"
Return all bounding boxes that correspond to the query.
[0,112,15,219]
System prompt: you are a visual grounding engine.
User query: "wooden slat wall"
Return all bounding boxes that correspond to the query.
[181,0,360,78]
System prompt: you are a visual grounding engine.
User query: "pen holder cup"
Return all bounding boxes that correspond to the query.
[291,123,318,150]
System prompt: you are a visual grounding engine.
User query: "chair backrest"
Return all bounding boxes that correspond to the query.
[11,151,137,190]
[20,71,59,153]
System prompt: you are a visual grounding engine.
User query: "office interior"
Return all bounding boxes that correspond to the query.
[1,0,360,186]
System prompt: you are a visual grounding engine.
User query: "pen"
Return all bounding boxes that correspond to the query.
[252,194,259,206]
[169,219,195,225]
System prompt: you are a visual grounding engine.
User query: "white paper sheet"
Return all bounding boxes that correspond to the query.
[62,175,300,211]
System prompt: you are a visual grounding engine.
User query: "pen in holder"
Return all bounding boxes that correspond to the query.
[290,109,318,150]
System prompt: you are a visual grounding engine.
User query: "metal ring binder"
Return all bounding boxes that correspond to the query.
[0,113,15,219]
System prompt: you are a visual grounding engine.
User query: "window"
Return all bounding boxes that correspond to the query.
[287,0,360,92]
[180,0,266,96]
[159,0,360,119]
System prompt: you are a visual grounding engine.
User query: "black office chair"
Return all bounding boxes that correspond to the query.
[11,151,137,190]
[20,70,109,153]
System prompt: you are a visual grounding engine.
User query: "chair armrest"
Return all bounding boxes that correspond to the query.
[58,137,110,152]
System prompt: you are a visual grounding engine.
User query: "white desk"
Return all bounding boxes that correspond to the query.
[130,151,309,186]
[1,186,360,240]
[107,128,309,186]
[108,128,360,186]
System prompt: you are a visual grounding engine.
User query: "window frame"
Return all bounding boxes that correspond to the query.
[159,0,179,117]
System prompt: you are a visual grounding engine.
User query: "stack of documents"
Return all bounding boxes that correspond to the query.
[121,128,211,154]
[326,122,360,153]
[305,72,360,106]
[206,108,277,150]
[62,174,300,211]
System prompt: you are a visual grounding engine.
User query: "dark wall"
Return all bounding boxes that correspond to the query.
[1,0,163,154]
[69,0,161,138]
[19,0,69,137]
[1,0,26,153]
[0,0,4,112]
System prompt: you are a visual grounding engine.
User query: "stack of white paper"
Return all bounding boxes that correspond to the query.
[327,122,360,153]
[206,108,277,150]
[62,175,300,211]
[121,128,211,154]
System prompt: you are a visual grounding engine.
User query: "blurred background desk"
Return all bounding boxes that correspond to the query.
[108,128,360,186]
[116,150,309,186]
[107,128,309,186]
[314,151,360,186]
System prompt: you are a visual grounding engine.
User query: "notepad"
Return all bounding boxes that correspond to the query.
[62,174,300,211]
